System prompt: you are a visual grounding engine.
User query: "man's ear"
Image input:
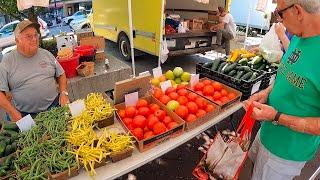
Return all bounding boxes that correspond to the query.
[294,4,304,21]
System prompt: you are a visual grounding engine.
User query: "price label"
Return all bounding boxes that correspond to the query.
[125,92,139,107]
[152,67,162,78]
[68,100,86,117]
[160,80,172,93]
[190,74,200,88]
[251,81,262,95]
[16,114,35,132]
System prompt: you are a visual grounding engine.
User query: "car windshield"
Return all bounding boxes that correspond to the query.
[0,23,16,34]
[74,11,84,16]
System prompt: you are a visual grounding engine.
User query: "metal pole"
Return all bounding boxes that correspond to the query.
[158,0,165,67]
[309,166,320,180]
[244,0,251,49]
[128,0,136,77]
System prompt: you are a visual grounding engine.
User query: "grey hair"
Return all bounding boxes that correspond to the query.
[284,0,320,13]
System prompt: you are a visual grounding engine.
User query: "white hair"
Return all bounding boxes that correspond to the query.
[284,0,320,13]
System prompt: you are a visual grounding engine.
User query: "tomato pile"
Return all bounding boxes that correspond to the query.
[118,99,179,140]
[192,79,237,105]
[153,85,216,123]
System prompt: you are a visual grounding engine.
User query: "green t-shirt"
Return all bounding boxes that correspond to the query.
[260,35,320,161]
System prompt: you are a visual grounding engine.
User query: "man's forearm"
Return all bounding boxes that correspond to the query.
[0,92,18,116]
[57,74,67,93]
[278,114,320,135]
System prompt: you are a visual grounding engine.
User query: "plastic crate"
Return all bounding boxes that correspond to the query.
[259,67,278,90]
[196,62,265,100]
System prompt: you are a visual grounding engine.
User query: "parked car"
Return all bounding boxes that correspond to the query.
[0,17,50,49]
[63,10,90,25]
[70,10,92,31]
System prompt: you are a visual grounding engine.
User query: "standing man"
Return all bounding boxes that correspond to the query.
[0,20,69,121]
[210,6,237,55]
[245,0,320,179]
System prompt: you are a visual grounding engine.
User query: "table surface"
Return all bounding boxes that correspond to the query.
[71,103,243,180]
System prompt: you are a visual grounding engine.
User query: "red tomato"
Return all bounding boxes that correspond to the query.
[118,110,126,118]
[175,105,189,119]
[125,106,137,118]
[195,98,206,109]
[127,124,135,131]
[194,82,205,91]
[186,114,197,122]
[136,99,148,108]
[147,115,160,129]
[168,92,179,100]
[177,96,188,105]
[212,82,223,91]
[162,116,173,125]
[132,128,144,140]
[138,107,151,117]
[160,95,171,105]
[213,91,222,101]
[167,121,179,129]
[187,93,197,101]
[153,122,167,135]
[177,89,188,96]
[154,110,166,121]
[202,79,212,85]
[176,84,186,91]
[203,85,214,96]
[133,115,147,129]
[153,88,164,99]
[165,87,176,95]
[196,109,207,118]
[205,104,215,112]
[149,103,160,113]
[228,92,237,100]
[221,89,228,96]
[144,131,154,139]
[220,96,229,103]
[122,117,133,125]
[144,126,150,132]
[205,96,214,101]
[186,102,198,114]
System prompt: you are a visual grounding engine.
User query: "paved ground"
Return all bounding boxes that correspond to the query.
[104,40,319,180]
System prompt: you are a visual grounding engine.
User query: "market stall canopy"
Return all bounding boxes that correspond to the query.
[17,0,49,11]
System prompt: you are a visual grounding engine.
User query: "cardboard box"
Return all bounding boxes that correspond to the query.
[76,29,94,41]
[114,75,185,152]
[95,51,106,61]
[80,36,105,51]
[189,19,204,31]
[48,166,79,180]
[208,14,220,21]
[188,77,242,110]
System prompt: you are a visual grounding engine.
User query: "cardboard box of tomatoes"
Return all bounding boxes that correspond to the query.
[189,78,242,110]
[114,75,185,152]
[152,84,220,131]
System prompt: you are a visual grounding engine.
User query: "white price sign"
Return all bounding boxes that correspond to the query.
[125,92,139,107]
[160,80,172,93]
[152,67,163,78]
[68,100,86,118]
[190,74,200,88]
[16,114,35,132]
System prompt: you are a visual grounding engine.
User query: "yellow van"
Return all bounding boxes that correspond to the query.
[91,0,227,60]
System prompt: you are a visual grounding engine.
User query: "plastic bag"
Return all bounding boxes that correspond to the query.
[160,38,169,64]
[259,23,283,63]
[178,23,187,33]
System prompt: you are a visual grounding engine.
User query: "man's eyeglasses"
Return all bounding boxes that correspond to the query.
[22,34,40,41]
[275,4,295,19]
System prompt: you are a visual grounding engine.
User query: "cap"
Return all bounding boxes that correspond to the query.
[14,20,40,36]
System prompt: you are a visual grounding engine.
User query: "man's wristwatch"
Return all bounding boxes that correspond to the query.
[61,91,69,96]
[272,112,282,125]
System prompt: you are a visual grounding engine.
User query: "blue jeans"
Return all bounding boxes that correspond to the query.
[5,94,60,121]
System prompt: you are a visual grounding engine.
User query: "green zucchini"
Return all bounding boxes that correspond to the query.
[0,142,5,158]
[228,70,237,77]
[217,62,227,72]
[0,169,6,177]
[235,71,245,79]
[4,145,11,156]
[241,72,253,80]
[4,155,14,167]
[211,59,221,71]
[252,62,263,70]
[257,63,267,71]
[239,66,252,72]
[223,63,237,74]
[238,58,248,65]
[248,72,258,81]
[3,123,19,132]
[251,56,263,65]
[221,63,230,74]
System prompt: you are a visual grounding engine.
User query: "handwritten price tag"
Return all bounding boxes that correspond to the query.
[125,92,139,107]
[68,100,86,118]
[16,114,35,132]
[152,67,163,78]
[190,74,200,88]
[160,80,172,93]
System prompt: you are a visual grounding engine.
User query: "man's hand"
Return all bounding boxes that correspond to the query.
[275,23,286,40]
[10,111,22,122]
[59,94,70,106]
[244,90,269,110]
[251,101,277,121]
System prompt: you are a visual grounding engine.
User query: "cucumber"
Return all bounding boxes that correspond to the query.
[223,63,237,74]
[238,58,248,65]
[257,63,266,71]
[203,62,212,68]
[235,71,245,79]
[4,130,18,138]
[248,72,258,81]
[0,142,5,158]
[252,62,263,70]
[4,139,10,146]
[251,56,263,65]
[0,169,6,177]
[3,123,19,132]
[4,145,11,156]
[241,72,253,80]
[211,59,221,71]
[217,62,227,72]
[221,63,230,74]
[238,66,252,72]
[11,142,16,153]
[4,155,14,167]
[228,70,237,77]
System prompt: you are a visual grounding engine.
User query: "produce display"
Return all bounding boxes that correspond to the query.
[85,93,114,123]
[152,86,216,122]
[191,79,238,105]
[0,154,15,178]
[117,98,180,140]
[151,67,191,88]
[57,47,73,59]
[0,123,19,159]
